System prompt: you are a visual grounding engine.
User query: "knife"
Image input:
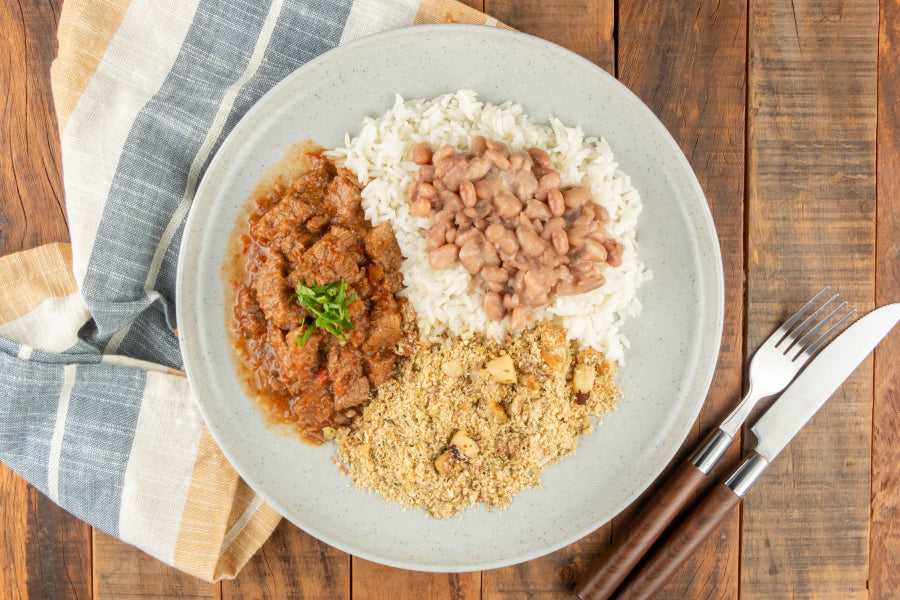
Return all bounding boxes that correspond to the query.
[607,302,900,600]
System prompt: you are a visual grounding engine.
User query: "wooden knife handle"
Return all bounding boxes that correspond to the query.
[610,482,741,600]
[574,461,708,600]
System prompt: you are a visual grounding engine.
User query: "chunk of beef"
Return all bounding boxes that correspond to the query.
[293,226,365,286]
[366,263,402,295]
[346,295,368,348]
[327,346,370,411]
[256,251,307,328]
[251,190,315,244]
[290,386,333,430]
[364,221,403,271]
[280,232,315,266]
[362,351,396,387]
[329,171,363,226]
[268,326,321,395]
[233,284,267,338]
[362,297,403,354]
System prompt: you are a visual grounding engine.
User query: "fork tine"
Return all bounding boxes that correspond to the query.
[773,286,831,347]
[780,293,840,352]
[788,300,848,358]
[792,307,856,362]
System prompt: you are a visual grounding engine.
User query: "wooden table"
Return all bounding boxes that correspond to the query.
[2,0,898,598]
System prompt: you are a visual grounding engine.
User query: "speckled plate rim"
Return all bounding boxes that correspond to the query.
[177,24,724,572]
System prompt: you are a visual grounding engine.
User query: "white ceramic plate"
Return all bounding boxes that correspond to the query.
[177,24,723,572]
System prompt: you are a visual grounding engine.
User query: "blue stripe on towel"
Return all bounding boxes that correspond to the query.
[0,349,63,494]
[57,365,146,537]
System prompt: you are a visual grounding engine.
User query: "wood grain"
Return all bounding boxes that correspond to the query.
[870,0,900,596]
[223,520,350,600]
[484,0,614,72]
[616,0,746,597]
[0,465,28,600]
[744,0,877,597]
[352,560,480,600]
[92,531,218,600]
[0,0,68,253]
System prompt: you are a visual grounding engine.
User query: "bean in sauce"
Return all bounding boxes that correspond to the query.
[409,136,624,327]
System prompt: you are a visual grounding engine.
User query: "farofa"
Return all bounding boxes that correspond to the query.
[334,322,619,518]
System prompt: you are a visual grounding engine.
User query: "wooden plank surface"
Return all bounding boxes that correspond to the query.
[0,0,898,598]
[744,0,878,598]
[223,521,350,600]
[870,0,900,596]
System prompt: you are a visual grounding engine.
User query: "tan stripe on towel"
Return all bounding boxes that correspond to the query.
[173,425,280,581]
[0,243,78,326]
[414,0,491,24]
[51,0,131,133]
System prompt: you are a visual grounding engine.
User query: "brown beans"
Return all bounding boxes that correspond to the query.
[516,225,545,257]
[603,240,625,267]
[509,306,534,329]
[494,191,522,219]
[484,148,511,170]
[563,186,590,208]
[547,189,565,217]
[475,177,504,199]
[429,244,458,269]
[432,144,456,163]
[418,164,435,183]
[502,293,520,310]
[470,135,487,155]
[459,179,476,208]
[570,206,594,228]
[593,203,611,223]
[538,171,561,191]
[435,156,467,192]
[411,198,432,217]
[551,229,569,254]
[527,147,552,168]
[481,265,509,283]
[485,224,519,255]
[524,200,552,221]
[407,137,625,329]
[485,139,510,156]
[557,274,605,296]
[455,227,484,248]
[512,170,538,198]
[413,142,433,165]
[483,291,505,321]
[578,239,608,263]
[458,240,484,274]
[465,156,492,181]
[418,182,436,200]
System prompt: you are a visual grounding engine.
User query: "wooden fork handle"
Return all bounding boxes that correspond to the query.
[575,428,733,600]
[574,461,707,600]
[609,482,741,600]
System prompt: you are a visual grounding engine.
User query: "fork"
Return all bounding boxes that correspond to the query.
[574,287,854,600]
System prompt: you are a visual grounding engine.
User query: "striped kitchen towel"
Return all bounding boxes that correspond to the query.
[0,0,497,582]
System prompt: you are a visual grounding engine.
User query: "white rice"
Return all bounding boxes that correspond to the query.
[329,90,649,364]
